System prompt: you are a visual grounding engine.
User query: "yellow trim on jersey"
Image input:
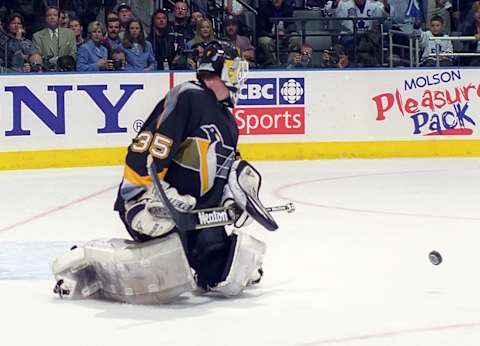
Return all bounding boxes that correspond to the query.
[3,140,480,170]
[196,138,211,195]
[124,164,167,186]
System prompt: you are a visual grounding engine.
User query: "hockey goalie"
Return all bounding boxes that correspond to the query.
[51,41,280,304]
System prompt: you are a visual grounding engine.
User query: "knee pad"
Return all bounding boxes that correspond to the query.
[52,233,196,304]
[210,230,266,297]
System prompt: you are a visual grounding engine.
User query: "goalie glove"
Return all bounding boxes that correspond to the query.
[222,160,278,231]
[126,181,196,237]
[222,184,252,228]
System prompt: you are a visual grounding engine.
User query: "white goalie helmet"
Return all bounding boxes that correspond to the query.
[196,40,249,106]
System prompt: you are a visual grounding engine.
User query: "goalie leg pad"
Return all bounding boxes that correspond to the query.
[210,231,266,296]
[52,233,196,304]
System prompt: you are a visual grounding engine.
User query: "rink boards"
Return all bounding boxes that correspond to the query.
[2,68,480,170]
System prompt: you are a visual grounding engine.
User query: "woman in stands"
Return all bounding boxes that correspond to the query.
[77,21,111,71]
[121,19,155,71]
[186,18,215,49]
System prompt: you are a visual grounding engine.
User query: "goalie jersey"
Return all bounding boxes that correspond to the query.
[114,81,239,218]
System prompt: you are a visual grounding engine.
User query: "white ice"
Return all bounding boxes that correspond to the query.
[1,158,480,346]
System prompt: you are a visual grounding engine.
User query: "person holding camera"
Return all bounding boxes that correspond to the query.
[110,48,127,71]
[77,21,111,71]
[23,52,46,72]
[321,44,350,68]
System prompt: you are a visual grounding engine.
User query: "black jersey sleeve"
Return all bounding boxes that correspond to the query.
[119,82,203,203]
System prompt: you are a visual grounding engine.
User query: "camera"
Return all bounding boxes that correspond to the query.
[112,59,124,71]
[323,48,339,66]
[29,63,43,72]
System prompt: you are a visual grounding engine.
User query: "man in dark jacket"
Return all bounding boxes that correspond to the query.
[256,0,301,66]
[148,8,177,70]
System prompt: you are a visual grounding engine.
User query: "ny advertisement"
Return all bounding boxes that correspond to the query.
[0,73,169,151]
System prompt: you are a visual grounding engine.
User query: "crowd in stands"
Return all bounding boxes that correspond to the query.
[0,0,477,73]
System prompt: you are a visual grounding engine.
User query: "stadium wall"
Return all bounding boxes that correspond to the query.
[1,68,480,170]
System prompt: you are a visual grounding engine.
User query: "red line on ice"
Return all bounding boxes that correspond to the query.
[273,170,480,221]
[0,185,117,232]
[297,322,480,345]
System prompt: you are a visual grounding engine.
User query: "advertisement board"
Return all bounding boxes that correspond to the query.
[2,68,480,169]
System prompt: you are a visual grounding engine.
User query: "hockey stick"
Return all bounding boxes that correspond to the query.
[148,162,294,231]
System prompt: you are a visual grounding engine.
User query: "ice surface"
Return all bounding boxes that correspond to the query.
[1,159,480,346]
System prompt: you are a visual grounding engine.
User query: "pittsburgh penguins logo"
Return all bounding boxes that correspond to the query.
[173,124,235,196]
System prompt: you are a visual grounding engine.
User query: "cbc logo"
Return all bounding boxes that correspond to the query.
[280,79,304,104]
[238,77,304,106]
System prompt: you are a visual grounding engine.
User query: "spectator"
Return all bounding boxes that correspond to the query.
[171,41,204,70]
[187,18,215,49]
[32,6,77,68]
[0,17,8,70]
[147,9,176,70]
[191,11,205,26]
[287,43,317,68]
[117,2,134,38]
[331,0,390,33]
[59,9,72,28]
[256,0,301,66]
[110,47,127,71]
[388,0,417,33]
[171,1,195,47]
[5,13,36,72]
[331,0,389,65]
[321,44,350,68]
[103,16,122,52]
[427,0,454,33]
[69,18,85,48]
[77,21,111,71]
[459,0,477,22]
[223,16,255,64]
[23,52,46,72]
[121,19,156,71]
[125,1,156,34]
[414,15,453,66]
[462,2,480,65]
[106,10,119,22]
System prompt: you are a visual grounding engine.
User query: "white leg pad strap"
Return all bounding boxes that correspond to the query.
[52,233,196,304]
[210,231,266,296]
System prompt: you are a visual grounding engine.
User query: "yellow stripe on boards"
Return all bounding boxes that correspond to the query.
[0,147,127,170]
[238,140,480,160]
[3,140,480,170]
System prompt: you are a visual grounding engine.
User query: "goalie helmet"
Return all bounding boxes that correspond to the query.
[196,40,249,106]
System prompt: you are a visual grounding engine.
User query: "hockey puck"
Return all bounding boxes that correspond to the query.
[429,251,442,265]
